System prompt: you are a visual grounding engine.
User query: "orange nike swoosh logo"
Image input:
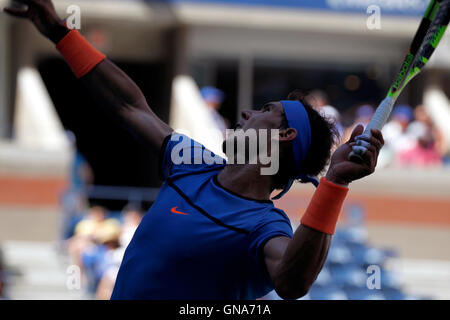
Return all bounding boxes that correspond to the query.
[170,206,189,215]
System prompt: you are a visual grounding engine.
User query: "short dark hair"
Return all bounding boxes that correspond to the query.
[272,90,338,191]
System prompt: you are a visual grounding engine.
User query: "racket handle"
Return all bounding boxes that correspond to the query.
[364,97,396,134]
[348,97,396,162]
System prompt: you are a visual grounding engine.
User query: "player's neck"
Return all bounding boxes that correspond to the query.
[217,164,273,201]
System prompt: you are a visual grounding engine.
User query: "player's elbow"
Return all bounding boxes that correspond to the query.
[273,277,311,300]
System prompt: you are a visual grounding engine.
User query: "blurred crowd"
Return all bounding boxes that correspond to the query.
[306,90,450,168]
[262,204,419,300]
[60,132,148,299]
[64,204,144,299]
[200,85,450,168]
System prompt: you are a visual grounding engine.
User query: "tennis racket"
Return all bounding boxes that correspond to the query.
[349,0,450,162]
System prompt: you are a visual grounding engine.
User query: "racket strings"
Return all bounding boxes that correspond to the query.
[414,1,450,67]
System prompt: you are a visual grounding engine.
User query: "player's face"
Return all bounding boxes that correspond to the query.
[234,102,285,132]
[222,101,286,157]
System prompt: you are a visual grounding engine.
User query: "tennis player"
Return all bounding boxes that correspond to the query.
[4,0,384,300]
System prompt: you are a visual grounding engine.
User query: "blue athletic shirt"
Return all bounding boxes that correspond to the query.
[111,133,293,300]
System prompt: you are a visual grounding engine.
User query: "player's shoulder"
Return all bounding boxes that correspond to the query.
[161,132,226,180]
[266,206,291,224]
[270,206,290,220]
[245,205,293,246]
[248,205,292,231]
[167,133,225,164]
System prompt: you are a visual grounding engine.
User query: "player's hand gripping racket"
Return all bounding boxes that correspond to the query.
[349,0,450,162]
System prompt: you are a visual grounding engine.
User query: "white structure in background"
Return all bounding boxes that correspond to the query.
[0,12,7,139]
[428,28,450,70]
[170,75,226,157]
[14,68,70,151]
[386,258,450,300]
[2,241,85,300]
[423,86,450,151]
[0,68,71,176]
[425,30,450,151]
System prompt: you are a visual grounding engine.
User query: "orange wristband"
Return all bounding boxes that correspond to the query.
[56,30,106,78]
[300,177,349,235]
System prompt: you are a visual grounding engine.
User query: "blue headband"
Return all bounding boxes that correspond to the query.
[272,100,319,200]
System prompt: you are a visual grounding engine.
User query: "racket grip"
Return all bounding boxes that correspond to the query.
[348,97,395,162]
[363,97,396,134]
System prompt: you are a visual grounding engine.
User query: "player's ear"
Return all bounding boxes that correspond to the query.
[279,128,297,142]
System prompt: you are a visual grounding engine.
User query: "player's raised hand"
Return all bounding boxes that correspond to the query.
[3,0,67,42]
[325,124,384,186]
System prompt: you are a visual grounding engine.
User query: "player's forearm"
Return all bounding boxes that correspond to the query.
[51,28,172,148]
[78,58,173,149]
[49,28,148,117]
[49,26,146,111]
[79,59,149,115]
[274,225,331,299]
[275,178,348,299]
[6,1,148,117]
[79,58,172,149]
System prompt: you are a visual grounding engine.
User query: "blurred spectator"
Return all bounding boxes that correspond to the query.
[66,204,144,299]
[96,262,120,300]
[408,105,447,157]
[96,205,144,299]
[307,90,344,138]
[61,131,93,241]
[398,129,442,167]
[67,206,107,268]
[81,218,122,296]
[342,104,374,143]
[382,105,415,155]
[200,86,229,137]
[72,155,93,192]
[74,206,107,239]
[66,130,94,192]
[354,104,375,127]
[119,205,144,248]
[341,103,445,168]
[396,116,442,167]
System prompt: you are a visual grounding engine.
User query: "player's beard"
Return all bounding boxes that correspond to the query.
[222,134,253,165]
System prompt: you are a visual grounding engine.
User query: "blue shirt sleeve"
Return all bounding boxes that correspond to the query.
[247,209,293,289]
[159,132,226,181]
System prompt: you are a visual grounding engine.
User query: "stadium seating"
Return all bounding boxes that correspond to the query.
[306,203,418,300]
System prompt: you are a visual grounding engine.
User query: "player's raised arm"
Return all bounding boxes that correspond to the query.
[3,0,172,150]
[265,125,384,299]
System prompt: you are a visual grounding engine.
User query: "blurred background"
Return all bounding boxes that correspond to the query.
[0,0,449,300]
